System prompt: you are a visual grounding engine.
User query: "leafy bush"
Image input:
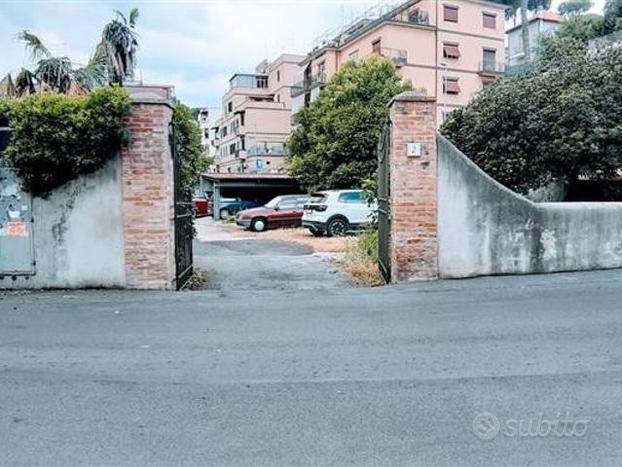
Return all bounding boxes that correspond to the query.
[1,87,131,196]
[287,56,413,192]
[171,100,211,200]
[441,38,622,194]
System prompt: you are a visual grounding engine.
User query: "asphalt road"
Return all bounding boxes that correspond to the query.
[2,270,622,466]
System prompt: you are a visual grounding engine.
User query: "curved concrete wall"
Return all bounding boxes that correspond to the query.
[437,135,622,278]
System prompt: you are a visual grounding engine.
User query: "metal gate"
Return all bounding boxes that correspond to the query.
[377,120,391,283]
[169,122,194,290]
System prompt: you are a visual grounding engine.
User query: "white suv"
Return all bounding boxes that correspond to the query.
[302,190,375,237]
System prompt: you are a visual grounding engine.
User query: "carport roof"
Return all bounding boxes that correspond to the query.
[202,173,295,181]
[201,172,300,189]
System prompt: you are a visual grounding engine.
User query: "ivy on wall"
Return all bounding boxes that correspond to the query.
[171,100,211,201]
[0,87,131,196]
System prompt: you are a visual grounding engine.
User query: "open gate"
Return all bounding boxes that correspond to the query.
[377,120,391,283]
[169,122,194,290]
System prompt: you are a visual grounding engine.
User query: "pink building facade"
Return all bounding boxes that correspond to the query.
[291,0,507,126]
[210,54,304,173]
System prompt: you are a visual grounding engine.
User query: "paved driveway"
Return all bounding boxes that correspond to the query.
[193,218,350,292]
[2,270,622,465]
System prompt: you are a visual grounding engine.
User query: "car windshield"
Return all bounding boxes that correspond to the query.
[264,197,282,209]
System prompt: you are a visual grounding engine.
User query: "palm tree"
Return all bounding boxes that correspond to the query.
[505,0,552,63]
[99,8,139,85]
[14,30,108,95]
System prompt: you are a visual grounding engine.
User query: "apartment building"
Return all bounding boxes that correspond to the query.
[210,54,305,173]
[291,0,507,125]
[506,11,562,73]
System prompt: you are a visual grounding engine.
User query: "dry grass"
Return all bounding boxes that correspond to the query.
[227,224,347,253]
[338,230,385,287]
[182,268,210,290]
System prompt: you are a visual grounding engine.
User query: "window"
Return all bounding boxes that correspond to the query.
[240,113,245,126]
[443,43,461,59]
[277,70,281,82]
[349,50,360,61]
[483,48,497,71]
[338,191,364,204]
[278,199,299,209]
[372,39,381,54]
[483,12,496,29]
[256,76,268,88]
[443,5,458,22]
[227,101,233,113]
[443,77,460,94]
[317,61,326,78]
[221,126,227,137]
[229,143,236,155]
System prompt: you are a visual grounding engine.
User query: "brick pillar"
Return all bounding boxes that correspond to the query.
[120,86,176,290]
[389,92,438,281]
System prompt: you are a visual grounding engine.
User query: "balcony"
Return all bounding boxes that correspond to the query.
[229,73,268,90]
[291,73,327,98]
[380,48,408,67]
[478,61,505,76]
[247,145,290,157]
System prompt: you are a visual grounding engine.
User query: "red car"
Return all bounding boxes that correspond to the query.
[235,195,309,232]
[192,196,211,217]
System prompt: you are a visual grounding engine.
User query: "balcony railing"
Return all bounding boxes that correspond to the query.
[247,145,290,156]
[229,73,268,90]
[380,48,408,67]
[478,61,505,75]
[291,73,327,98]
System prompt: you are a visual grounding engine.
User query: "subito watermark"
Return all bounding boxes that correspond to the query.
[472,412,590,441]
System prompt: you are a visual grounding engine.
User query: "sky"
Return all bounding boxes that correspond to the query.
[0,0,606,111]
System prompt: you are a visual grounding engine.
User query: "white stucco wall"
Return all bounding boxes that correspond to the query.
[437,135,622,278]
[1,156,125,288]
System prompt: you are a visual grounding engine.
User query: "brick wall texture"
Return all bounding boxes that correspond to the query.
[121,102,176,289]
[389,95,439,281]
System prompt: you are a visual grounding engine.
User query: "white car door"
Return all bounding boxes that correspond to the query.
[338,191,371,225]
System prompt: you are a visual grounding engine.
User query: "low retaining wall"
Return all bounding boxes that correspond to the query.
[0,85,176,290]
[437,136,622,277]
[3,157,125,289]
[387,92,622,281]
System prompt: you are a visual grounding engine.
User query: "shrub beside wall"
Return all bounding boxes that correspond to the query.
[0,87,131,196]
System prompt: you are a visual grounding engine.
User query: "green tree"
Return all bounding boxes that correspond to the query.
[558,0,593,16]
[441,36,622,195]
[99,8,140,85]
[504,0,552,63]
[171,100,212,200]
[557,13,605,41]
[287,56,412,192]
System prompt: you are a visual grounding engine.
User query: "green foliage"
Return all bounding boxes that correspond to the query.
[558,0,593,16]
[100,8,140,85]
[604,0,622,33]
[287,56,412,192]
[557,13,605,41]
[172,100,212,200]
[1,87,131,196]
[441,38,622,194]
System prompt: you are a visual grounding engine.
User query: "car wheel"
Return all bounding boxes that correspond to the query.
[219,208,231,219]
[326,217,348,237]
[251,218,267,232]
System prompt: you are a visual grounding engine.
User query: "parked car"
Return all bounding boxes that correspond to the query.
[192,195,211,217]
[211,197,262,218]
[235,195,309,232]
[302,190,375,237]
